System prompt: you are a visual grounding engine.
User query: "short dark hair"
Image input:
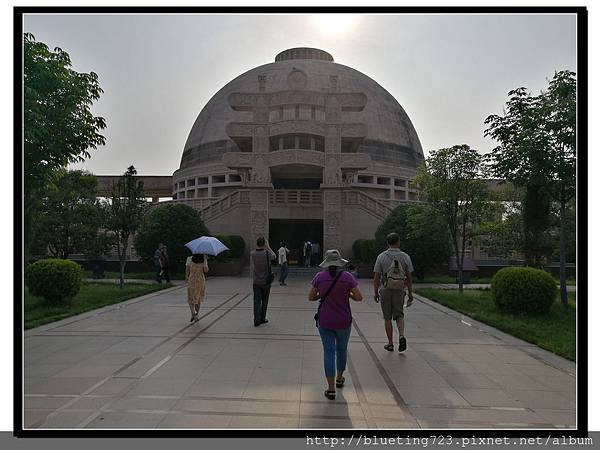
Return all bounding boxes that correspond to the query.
[387,232,400,246]
[192,254,204,264]
[256,237,265,247]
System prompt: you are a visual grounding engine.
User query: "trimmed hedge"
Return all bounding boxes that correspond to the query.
[214,234,233,261]
[352,239,377,263]
[491,267,557,315]
[25,259,83,304]
[228,235,246,258]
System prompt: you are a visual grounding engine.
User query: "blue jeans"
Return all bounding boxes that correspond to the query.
[279,262,288,284]
[318,326,352,378]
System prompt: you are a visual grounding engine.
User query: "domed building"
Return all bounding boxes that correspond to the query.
[172,47,424,262]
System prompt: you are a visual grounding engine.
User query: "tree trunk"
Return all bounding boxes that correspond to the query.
[559,198,568,306]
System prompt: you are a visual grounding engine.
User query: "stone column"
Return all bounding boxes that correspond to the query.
[322,187,343,252]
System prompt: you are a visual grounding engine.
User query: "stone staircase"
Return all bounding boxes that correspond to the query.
[342,190,393,221]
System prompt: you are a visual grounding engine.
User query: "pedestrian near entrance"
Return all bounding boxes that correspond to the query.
[160,245,171,284]
[251,237,277,326]
[154,243,164,283]
[373,232,414,352]
[278,242,290,285]
[303,240,313,267]
[185,254,209,323]
[309,249,363,400]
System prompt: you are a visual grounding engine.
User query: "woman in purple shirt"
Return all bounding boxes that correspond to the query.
[309,249,363,400]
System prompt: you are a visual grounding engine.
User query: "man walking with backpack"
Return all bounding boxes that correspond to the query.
[373,232,414,352]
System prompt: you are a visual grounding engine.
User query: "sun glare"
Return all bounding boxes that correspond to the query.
[313,14,357,35]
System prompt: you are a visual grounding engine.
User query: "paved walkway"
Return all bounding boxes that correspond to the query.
[24,277,576,429]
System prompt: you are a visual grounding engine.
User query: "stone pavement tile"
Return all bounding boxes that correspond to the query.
[147,355,214,379]
[24,410,50,428]
[512,366,576,392]
[185,380,247,398]
[39,411,95,429]
[408,406,547,426]
[300,383,359,404]
[24,396,74,410]
[368,404,419,424]
[242,381,301,401]
[53,364,125,378]
[412,350,464,363]
[26,377,107,395]
[86,378,136,396]
[85,411,167,428]
[110,396,178,411]
[198,365,256,381]
[228,415,299,428]
[256,356,303,370]
[299,402,365,419]
[64,396,113,410]
[126,377,197,397]
[485,373,552,391]
[299,417,368,429]
[176,398,299,416]
[426,361,478,374]
[486,347,547,365]
[532,409,576,427]
[158,413,233,428]
[468,361,526,375]
[506,389,576,410]
[455,388,525,408]
[24,364,70,379]
[439,373,502,389]
[248,367,302,383]
[396,386,469,407]
[362,387,398,406]
[389,370,454,389]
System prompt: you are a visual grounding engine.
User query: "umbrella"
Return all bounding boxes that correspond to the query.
[185,236,229,256]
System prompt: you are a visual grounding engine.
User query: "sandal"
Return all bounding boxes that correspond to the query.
[324,390,336,400]
[336,376,345,388]
[384,344,394,352]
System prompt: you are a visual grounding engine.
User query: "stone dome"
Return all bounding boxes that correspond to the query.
[180,48,424,170]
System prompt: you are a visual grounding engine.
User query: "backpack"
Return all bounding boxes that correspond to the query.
[382,253,406,290]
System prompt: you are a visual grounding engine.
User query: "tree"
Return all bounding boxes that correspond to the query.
[32,170,104,259]
[24,33,106,262]
[412,145,492,292]
[374,204,452,280]
[104,166,147,288]
[135,203,210,268]
[485,71,576,304]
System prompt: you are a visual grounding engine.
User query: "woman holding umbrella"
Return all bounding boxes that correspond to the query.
[184,236,229,323]
[185,253,209,322]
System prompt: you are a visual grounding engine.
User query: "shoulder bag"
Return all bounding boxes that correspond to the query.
[314,271,344,328]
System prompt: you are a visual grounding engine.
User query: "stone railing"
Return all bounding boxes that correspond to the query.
[269,190,323,205]
[199,190,250,221]
[342,190,393,221]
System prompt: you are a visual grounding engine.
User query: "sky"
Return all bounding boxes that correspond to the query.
[23,13,577,177]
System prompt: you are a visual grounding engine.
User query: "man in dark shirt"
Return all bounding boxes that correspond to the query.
[250,237,277,326]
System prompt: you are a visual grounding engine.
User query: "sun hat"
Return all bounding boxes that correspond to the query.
[319,249,348,268]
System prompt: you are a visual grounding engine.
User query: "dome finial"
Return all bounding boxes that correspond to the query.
[275,48,334,62]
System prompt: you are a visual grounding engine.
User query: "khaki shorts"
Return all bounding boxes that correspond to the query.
[379,289,405,321]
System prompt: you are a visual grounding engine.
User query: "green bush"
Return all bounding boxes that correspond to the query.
[25,259,83,304]
[491,267,557,315]
[352,239,377,263]
[228,235,246,258]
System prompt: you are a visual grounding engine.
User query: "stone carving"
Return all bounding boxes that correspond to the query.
[258,75,266,92]
[287,69,308,90]
[330,75,338,91]
[324,211,341,233]
[269,120,325,137]
[251,210,268,235]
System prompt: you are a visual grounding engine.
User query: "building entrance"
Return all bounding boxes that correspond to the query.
[269,219,323,266]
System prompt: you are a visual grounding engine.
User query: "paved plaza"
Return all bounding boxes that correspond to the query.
[24,276,576,429]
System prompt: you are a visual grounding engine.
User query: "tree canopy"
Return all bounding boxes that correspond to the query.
[135,203,210,268]
[412,144,492,291]
[24,33,106,261]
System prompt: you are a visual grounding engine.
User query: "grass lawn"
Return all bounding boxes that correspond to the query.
[84,270,185,280]
[414,288,576,361]
[24,282,172,330]
[415,275,576,286]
